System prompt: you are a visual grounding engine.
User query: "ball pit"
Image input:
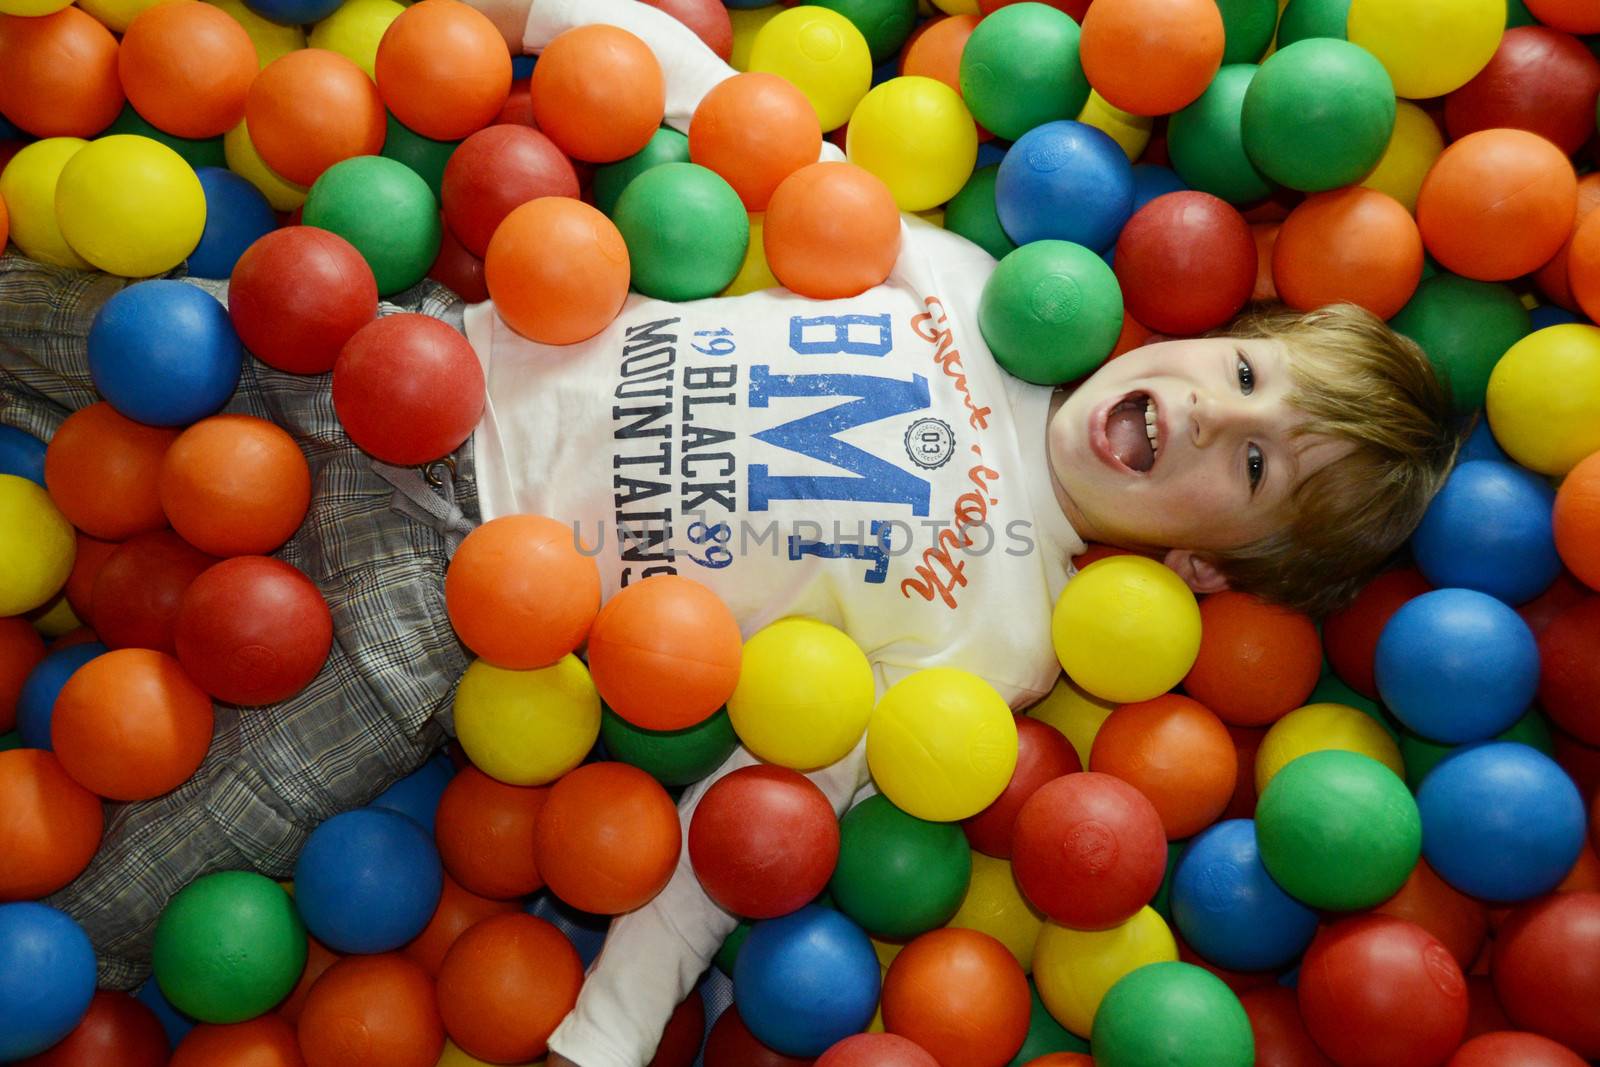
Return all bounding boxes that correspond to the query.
[304,155,443,296]
[1390,275,1531,412]
[452,656,599,786]
[1448,1032,1589,1067]
[1361,100,1445,214]
[748,6,871,132]
[1080,0,1224,117]
[1113,190,1255,335]
[1173,820,1317,973]
[764,160,902,299]
[726,618,873,771]
[532,24,666,161]
[1166,65,1271,206]
[433,767,547,900]
[117,2,256,140]
[1256,701,1404,793]
[90,529,215,654]
[169,1016,305,1067]
[245,49,386,187]
[997,121,1132,251]
[297,953,445,1067]
[442,125,578,258]
[15,642,106,749]
[1346,0,1503,100]
[375,0,511,142]
[309,0,404,77]
[1411,460,1560,605]
[946,852,1044,970]
[691,72,822,212]
[1488,324,1600,477]
[1553,451,1600,591]
[1373,859,1489,970]
[0,137,91,268]
[1091,694,1236,839]
[1493,892,1600,1058]
[188,168,276,281]
[1273,186,1423,320]
[1446,26,1600,157]
[0,7,123,139]
[817,1033,939,1067]
[615,162,750,299]
[1052,555,1202,704]
[0,473,74,618]
[847,76,977,212]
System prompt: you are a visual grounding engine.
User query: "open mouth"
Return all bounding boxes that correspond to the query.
[1103,391,1160,473]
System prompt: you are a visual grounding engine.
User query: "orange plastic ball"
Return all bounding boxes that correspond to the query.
[118,2,257,139]
[297,954,444,1067]
[689,72,823,211]
[63,532,117,625]
[1089,693,1238,839]
[436,913,584,1064]
[403,873,518,976]
[1373,860,1489,969]
[1535,172,1600,311]
[903,14,978,95]
[0,8,124,138]
[529,24,665,163]
[276,936,339,1026]
[484,197,631,344]
[444,514,601,670]
[764,161,901,299]
[0,615,46,733]
[433,766,548,900]
[375,0,512,141]
[245,48,386,187]
[1273,187,1424,320]
[1568,210,1600,326]
[1554,450,1600,592]
[44,402,179,541]
[1182,591,1322,727]
[158,414,312,558]
[585,574,742,731]
[0,748,103,901]
[1416,128,1579,282]
[881,928,1031,1067]
[1525,0,1600,33]
[18,990,169,1067]
[171,1016,306,1067]
[534,761,681,914]
[1080,0,1225,116]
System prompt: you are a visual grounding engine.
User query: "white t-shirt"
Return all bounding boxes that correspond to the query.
[464,3,1086,1063]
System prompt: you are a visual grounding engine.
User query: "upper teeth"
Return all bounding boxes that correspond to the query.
[1143,399,1159,456]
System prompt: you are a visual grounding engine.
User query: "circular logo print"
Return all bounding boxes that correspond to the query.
[904,416,956,471]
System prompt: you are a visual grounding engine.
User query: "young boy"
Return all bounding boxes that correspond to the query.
[0,0,1458,1060]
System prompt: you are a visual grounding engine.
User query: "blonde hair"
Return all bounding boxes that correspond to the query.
[1210,303,1463,617]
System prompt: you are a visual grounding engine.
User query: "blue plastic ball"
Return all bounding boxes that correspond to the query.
[733,905,881,1056]
[1131,164,1189,213]
[975,140,1008,170]
[995,120,1134,251]
[1528,304,1581,330]
[87,281,243,427]
[291,807,443,954]
[188,168,275,280]
[369,753,456,836]
[135,975,196,1049]
[1411,460,1561,605]
[1457,418,1509,465]
[0,426,47,487]
[1374,588,1538,744]
[17,643,110,750]
[1171,819,1318,973]
[242,0,341,24]
[1418,742,1586,902]
[0,903,97,1061]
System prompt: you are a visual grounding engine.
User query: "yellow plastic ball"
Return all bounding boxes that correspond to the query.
[54,135,206,278]
[77,0,172,33]
[224,120,309,212]
[436,1040,542,1067]
[947,852,1044,973]
[930,0,978,12]
[0,474,76,618]
[727,617,875,771]
[0,0,70,15]
[846,76,977,211]
[1026,674,1115,767]
[1077,90,1154,163]
[209,0,306,67]
[872,936,907,969]
[1487,324,1600,476]
[1359,100,1444,214]
[748,6,872,131]
[0,139,92,269]
[1347,0,1504,100]
[309,0,404,79]
[729,4,783,72]
[29,594,83,639]
[452,655,601,786]
[1256,702,1404,795]
[722,212,780,295]
[866,667,1018,822]
[914,207,945,229]
[1032,907,1177,1037]
[1051,556,1202,704]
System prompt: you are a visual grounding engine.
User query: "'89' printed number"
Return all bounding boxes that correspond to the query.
[686,520,732,569]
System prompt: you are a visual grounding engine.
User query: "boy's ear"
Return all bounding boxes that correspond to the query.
[1162,548,1231,595]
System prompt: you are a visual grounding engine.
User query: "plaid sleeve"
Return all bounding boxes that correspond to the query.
[2,252,480,989]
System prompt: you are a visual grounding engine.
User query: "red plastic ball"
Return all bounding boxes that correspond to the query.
[1273,187,1424,320]
[1221,724,1265,821]
[436,913,583,1064]
[159,414,312,558]
[689,764,840,918]
[442,125,578,257]
[1010,771,1168,929]
[1113,191,1256,335]
[816,1033,940,1067]
[1322,568,1432,699]
[428,222,489,304]
[433,766,548,900]
[1525,0,1600,32]
[44,402,178,541]
[15,991,168,1067]
[173,556,333,706]
[880,928,1031,1067]
[1238,986,1334,1067]
[1536,597,1600,745]
[374,0,512,142]
[1185,591,1322,727]
[703,1007,814,1067]
[0,7,123,138]
[332,313,486,466]
[1090,693,1237,839]
[529,24,665,163]
[117,1,256,139]
[1492,892,1600,1058]
[403,873,517,977]
[0,615,46,734]
[1021,1057,1095,1067]
[1448,1031,1588,1067]
[1372,859,1490,970]
[297,954,444,1067]
[963,716,1081,858]
[0,748,103,902]
[63,532,116,626]
[641,0,732,59]
[1465,975,1514,1043]
[534,762,681,914]
[1299,916,1469,1067]
[1445,27,1600,158]
[649,991,707,1067]
[90,529,216,655]
[172,1016,305,1067]
[245,48,386,187]
[229,228,379,376]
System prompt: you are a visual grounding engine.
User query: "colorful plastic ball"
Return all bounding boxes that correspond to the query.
[0,903,96,1061]
[309,0,404,78]
[881,928,1030,1067]
[1256,702,1404,794]
[159,414,311,557]
[690,765,841,918]
[1373,858,1490,969]
[186,168,274,280]
[441,125,576,257]
[87,281,242,427]
[1091,694,1236,840]
[1493,892,1600,1058]
[958,3,1088,142]
[297,954,445,1067]
[0,8,123,139]
[170,1016,304,1067]
[1181,592,1319,728]
[704,1007,812,1067]
[0,0,67,14]
[1323,567,1432,700]
[534,762,681,914]
[404,875,516,979]
[1255,749,1420,910]
[89,530,214,654]
[687,72,821,213]
[222,120,308,213]
[964,716,1081,859]
[830,793,970,938]
[1080,0,1225,116]
[16,643,108,749]
[1093,962,1254,1067]
[485,197,631,344]
[428,223,489,304]
[332,313,483,464]
[452,656,599,787]
[303,155,442,296]
[293,807,443,954]
[1032,907,1178,1038]
[369,753,453,838]
[230,227,378,375]
[1375,588,1540,744]
[846,76,976,211]
[601,705,740,787]
[1525,0,1600,31]
[816,1033,939,1067]
[0,749,102,901]
[945,165,1016,261]
[1171,820,1317,972]
[1391,275,1530,412]
[1241,38,1396,193]
[978,239,1123,385]
[867,667,1017,823]
[764,160,901,299]
[0,474,73,618]
[640,0,732,58]
[946,852,1045,971]
[1347,0,1502,101]
[1446,27,1600,158]
[245,0,341,23]
[435,913,581,1064]
[1359,99,1445,214]
[590,127,687,219]
[1570,211,1600,325]
[118,2,256,139]
[1274,187,1422,320]
[1554,452,1600,593]
[1536,598,1600,744]
[747,6,870,132]
[1412,460,1561,607]
[726,618,873,771]
[1114,190,1254,334]
[245,49,385,188]
[0,615,46,732]
[530,24,664,161]
[1274,0,1351,46]
[613,162,749,300]
[734,905,881,1056]
[1487,325,1600,477]
[152,871,306,1024]
[1052,555,1202,704]
[16,990,169,1067]
[374,0,510,142]
[433,766,547,899]
[1449,1032,1589,1067]
[0,138,91,268]
[379,113,460,203]
[1417,129,1578,283]
[1299,916,1468,1067]
[54,135,205,278]
[996,121,1132,251]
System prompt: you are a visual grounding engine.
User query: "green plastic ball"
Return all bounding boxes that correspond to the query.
[1255,749,1420,910]
[1218,0,1279,63]
[829,794,970,939]
[1149,841,1184,924]
[613,162,749,302]
[381,112,458,203]
[302,155,442,296]
[1505,0,1536,26]
[1091,962,1255,1067]
[0,732,19,751]
[593,127,691,218]
[959,3,1090,142]
[1389,274,1531,412]
[600,704,740,788]
[1276,0,1350,47]
[1009,980,1091,1065]
[1399,709,1554,791]
[105,105,227,170]
[978,239,1124,385]
[1167,65,1274,205]
[808,0,916,64]
[715,919,752,977]
[152,871,307,1024]
[1241,38,1395,192]
[945,164,1017,261]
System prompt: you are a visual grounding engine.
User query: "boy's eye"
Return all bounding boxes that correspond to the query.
[1247,443,1265,492]
[1237,352,1255,396]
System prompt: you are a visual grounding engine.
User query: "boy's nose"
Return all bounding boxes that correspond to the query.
[1189,391,1249,448]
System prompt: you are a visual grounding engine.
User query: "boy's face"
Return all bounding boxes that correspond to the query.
[1048,335,1352,554]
